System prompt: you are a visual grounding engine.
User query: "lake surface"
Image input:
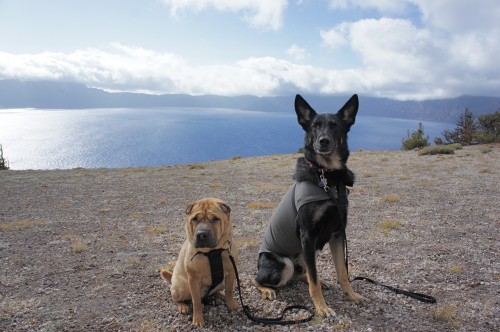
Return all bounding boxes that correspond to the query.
[0,108,453,170]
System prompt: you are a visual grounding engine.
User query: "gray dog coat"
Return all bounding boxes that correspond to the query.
[258,181,332,257]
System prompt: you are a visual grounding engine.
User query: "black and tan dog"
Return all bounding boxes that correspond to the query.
[253,94,366,317]
[160,198,238,327]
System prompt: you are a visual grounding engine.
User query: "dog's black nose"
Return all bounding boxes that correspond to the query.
[196,230,209,241]
[319,137,330,146]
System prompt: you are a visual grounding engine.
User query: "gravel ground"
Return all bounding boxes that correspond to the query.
[0,145,498,331]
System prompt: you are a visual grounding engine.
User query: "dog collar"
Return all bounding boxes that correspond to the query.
[307,159,334,173]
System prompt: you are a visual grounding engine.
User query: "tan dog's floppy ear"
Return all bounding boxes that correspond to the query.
[186,202,195,214]
[218,202,231,216]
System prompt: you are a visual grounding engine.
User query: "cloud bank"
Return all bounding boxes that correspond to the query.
[0,0,499,100]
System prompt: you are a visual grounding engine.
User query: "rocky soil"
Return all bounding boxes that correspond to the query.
[0,145,498,331]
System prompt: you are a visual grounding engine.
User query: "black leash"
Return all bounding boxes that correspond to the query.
[350,276,437,303]
[228,254,315,325]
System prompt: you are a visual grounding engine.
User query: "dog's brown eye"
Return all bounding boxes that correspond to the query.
[211,217,219,224]
[329,122,337,128]
[192,216,199,223]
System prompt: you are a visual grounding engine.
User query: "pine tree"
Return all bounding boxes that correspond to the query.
[442,108,477,145]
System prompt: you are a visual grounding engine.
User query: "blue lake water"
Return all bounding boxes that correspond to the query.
[0,108,454,170]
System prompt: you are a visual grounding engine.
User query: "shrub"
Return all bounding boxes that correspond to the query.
[433,137,444,145]
[0,144,9,170]
[418,144,461,155]
[476,111,500,143]
[401,123,430,150]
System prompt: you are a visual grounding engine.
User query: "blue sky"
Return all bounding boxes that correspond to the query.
[0,0,499,100]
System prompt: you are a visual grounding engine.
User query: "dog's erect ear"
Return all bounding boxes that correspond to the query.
[295,94,317,130]
[217,202,231,216]
[185,202,195,215]
[337,94,358,127]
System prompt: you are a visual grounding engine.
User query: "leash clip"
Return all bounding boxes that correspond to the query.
[319,169,329,192]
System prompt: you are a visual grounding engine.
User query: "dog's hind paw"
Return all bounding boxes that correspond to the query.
[252,279,277,300]
[160,269,173,283]
[260,288,276,300]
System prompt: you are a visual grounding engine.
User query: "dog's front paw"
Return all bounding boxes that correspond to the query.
[347,291,367,304]
[315,305,336,318]
[192,313,205,327]
[226,298,239,311]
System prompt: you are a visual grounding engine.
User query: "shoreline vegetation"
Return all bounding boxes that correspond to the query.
[0,145,498,331]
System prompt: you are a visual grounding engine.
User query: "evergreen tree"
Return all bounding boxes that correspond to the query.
[401,123,430,150]
[442,108,477,145]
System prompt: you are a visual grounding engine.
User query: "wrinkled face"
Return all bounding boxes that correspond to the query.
[185,198,231,249]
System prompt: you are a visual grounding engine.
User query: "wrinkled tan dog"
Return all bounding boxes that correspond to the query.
[160,198,238,327]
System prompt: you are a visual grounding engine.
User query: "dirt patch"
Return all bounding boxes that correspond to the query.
[1,145,498,331]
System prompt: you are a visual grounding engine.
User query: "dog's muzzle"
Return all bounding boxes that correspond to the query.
[314,136,334,155]
[194,226,217,248]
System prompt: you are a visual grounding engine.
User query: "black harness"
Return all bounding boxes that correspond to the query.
[191,248,226,304]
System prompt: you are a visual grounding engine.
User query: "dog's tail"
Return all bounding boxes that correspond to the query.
[160,269,173,283]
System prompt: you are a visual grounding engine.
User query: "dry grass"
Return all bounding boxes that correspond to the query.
[146,225,168,236]
[418,180,434,187]
[432,305,460,329]
[188,164,205,170]
[258,184,288,191]
[70,237,88,253]
[363,172,377,178]
[0,220,43,232]
[379,219,401,229]
[480,146,493,154]
[381,194,402,202]
[247,201,277,209]
[0,297,40,320]
[379,219,401,236]
[446,265,464,273]
[234,239,259,248]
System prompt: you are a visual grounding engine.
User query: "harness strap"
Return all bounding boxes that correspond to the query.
[192,248,225,304]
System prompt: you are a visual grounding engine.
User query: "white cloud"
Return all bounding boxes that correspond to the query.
[320,24,349,50]
[162,0,288,30]
[286,44,309,61]
[320,0,500,99]
[328,0,410,14]
[411,0,500,32]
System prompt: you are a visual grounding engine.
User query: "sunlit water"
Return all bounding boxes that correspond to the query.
[0,108,453,170]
